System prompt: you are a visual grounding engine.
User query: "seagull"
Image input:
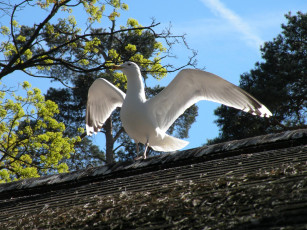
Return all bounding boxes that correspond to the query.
[86,61,272,159]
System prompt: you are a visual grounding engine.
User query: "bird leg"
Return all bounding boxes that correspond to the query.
[134,140,149,160]
[143,141,149,159]
[134,142,144,160]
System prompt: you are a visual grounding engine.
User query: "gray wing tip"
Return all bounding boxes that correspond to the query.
[245,105,272,118]
[257,105,272,118]
[260,106,272,117]
[86,124,94,136]
[86,124,102,136]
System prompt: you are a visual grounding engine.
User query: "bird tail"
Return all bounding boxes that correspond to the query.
[151,134,189,152]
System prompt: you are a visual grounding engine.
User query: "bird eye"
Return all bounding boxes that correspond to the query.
[127,63,131,66]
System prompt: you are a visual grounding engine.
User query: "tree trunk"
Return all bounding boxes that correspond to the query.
[105,117,115,164]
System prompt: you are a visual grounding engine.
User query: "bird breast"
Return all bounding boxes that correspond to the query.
[120,98,157,144]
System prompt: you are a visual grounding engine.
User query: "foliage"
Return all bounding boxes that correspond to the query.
[0,82,80,183]
[208,12,307,144]
[45,74,106,169]
[0,0,195,82]
[0,0,198,170]
[38,3,197,166]
[0,0,128,79]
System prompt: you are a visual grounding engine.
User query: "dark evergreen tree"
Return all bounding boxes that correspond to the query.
[208,12,307,144]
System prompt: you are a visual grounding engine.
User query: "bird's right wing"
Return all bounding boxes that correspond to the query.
[147,69,272,133]
[86,78,125,135]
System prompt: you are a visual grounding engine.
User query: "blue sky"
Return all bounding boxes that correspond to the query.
[118,0,306,148]
[2,0,307,151]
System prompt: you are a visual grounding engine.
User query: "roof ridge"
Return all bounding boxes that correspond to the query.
[0,129,306,196]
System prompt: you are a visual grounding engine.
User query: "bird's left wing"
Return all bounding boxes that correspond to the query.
[86,78,125,135]
[147,69,272,133]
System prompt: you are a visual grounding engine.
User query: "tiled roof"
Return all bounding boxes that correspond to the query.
[0,129,306,229]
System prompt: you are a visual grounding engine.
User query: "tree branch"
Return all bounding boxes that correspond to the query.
[0,0,70,78]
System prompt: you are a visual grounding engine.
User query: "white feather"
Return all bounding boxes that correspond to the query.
[86,62,272,153]
[147,69,272,132]
[86,78,125,135]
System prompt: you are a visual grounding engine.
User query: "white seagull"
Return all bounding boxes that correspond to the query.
[86,61,272,159]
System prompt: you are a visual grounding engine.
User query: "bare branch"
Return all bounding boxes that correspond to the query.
[0,0,69,78]
[21,69,74,88]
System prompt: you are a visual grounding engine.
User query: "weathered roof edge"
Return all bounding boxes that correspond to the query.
[0,129,306,195]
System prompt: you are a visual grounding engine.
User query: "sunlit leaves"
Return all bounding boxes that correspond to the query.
[0,0,196,169]
[81,0,128,23]
[84,37,101,54]
[2,42,17,58]
[0,26,10,35]
[0,0,171,82]
[16,35,26,42]
[127,18,143,35]
[121,3,128,10]
[79,59,90,65]
[110,0,128,11]
[0,82,80,183]
[35,55,54,71]
[12,20,21,29]
[127,18,139,27]
[125,48,167,80]
[24,49,33,60]
[113,72,127,89]
[37,0,57,9]
[125,44,137,53]
[109,0,120,8]
[108,49,121,61]
[82,1,105,22]
[1,41,32,64]
[67,14,76,24]
[45,22,53,34]
[154,42,167,54]
[108,11,120,21]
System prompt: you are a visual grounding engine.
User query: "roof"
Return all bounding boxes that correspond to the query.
[0,129,306,229]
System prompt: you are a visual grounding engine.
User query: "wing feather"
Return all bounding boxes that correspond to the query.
[86,78,125,135]
[147,69,272,132]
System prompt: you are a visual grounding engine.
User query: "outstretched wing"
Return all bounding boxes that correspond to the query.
[86,78,125,135]
[147,69,272,132]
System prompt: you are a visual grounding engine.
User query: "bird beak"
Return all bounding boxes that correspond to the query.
[112,65,122,70]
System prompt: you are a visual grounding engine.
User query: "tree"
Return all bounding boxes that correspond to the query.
[0,1,197,168]
[0,82,80,183]
[0,0,196,83]
[208,12,307,144]
[0,0,129,80]
[45,74,106,169]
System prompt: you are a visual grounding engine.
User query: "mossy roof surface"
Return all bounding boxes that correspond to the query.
[0,129,306,229]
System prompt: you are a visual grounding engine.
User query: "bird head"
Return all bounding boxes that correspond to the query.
[113,61,140,76]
